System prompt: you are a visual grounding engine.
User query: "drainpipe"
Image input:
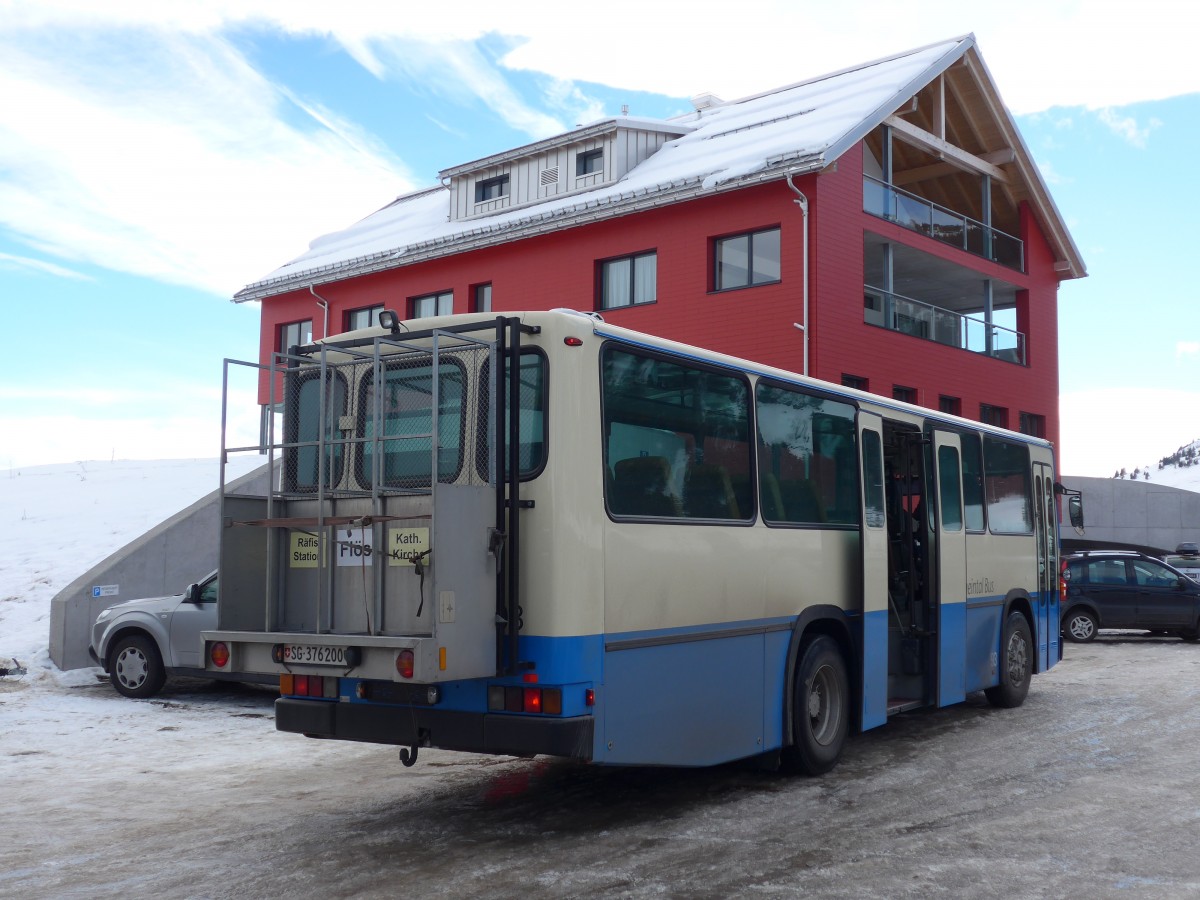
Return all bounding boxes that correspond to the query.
[787,175,810,376]
[310,285,330,338]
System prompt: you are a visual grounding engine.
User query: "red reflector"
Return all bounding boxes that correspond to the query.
[585,688,595,707]
[397,649,415,679]
[210,642,230,669]
[295,676,310,696]
[564,337,583,346]
[522,672,538,683]
[523,687,542,713]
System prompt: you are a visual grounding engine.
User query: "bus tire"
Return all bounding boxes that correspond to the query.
[782,635,849,776]
[985,611,1032,709]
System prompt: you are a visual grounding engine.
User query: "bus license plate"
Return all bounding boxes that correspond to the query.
[282,644,348,666]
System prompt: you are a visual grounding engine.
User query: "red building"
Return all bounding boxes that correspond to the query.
[235,35,1084,450]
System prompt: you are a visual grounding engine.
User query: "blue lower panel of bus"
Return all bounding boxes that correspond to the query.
[600,624,792,766]
[964,598,1004,694]
[939,600,967,706]
[862,609,888,729]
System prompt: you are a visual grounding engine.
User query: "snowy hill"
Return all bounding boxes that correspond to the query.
[1113,438,1200,493]
[0,457,263,681]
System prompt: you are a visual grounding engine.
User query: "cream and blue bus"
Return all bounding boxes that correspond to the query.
[208,309,1065,773]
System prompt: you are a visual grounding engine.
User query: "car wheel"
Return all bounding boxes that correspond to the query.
[782,635,849,776]
[109,634,166,699]
[1063,608,1098,643]
[986,611,1033,709]
[1179,628,1200,643]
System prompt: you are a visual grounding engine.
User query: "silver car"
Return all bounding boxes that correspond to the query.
[89,572,271,698]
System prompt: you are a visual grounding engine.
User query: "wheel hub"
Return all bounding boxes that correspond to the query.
[1006,633,1028,686]
[116,648,148,688]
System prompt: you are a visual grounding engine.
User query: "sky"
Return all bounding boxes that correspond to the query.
[1,1,1198,476]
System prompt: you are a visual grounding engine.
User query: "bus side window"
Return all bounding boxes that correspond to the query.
[611,456,678,517]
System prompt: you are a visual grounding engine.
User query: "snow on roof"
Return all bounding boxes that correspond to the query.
[235,36,971,302]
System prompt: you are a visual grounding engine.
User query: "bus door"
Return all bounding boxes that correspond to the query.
[933,431,967,707]
[858,411,888,730]
[1033,462,1058,668]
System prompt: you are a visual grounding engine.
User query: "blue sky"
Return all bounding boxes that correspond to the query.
[1,1,1197,476]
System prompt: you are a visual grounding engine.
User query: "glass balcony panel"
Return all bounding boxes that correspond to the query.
[992,232,1024,270]
[863,285,1025,365]
[864,180,891,218]
[963,317,988,354]
[894,194,930,233]
[964,220,984,257]
[863,176,1023,272]
[930,207,965,251]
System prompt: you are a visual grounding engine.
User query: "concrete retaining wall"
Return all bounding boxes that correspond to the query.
[49,462,273,671]
[1060,475,1200,555]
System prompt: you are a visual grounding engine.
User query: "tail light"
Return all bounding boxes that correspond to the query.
[209,642,230,669]
[396,649,415,679]
[487,684,564,714]
[280,673,338,698]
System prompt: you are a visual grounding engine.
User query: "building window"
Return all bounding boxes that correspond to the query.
[576,148,603,176]
[939,395,962,416]
[1019,411,1045,438]
[410,291,453,318]
[279,319,312,354]
[842,374,868,391]
[714,227,781,290]
[475,175,509,203]
[345,305,385,331]
[473,283,492,313]
[599,251,656,309]
[893,385,916,404]
[980,403,1008,429]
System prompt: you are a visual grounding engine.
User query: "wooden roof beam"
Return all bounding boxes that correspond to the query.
[884,114,1009,183]
[892,149,1015,187]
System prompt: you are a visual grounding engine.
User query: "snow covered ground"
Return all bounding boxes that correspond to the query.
[4,459,1200,897]
[0,457,263,684]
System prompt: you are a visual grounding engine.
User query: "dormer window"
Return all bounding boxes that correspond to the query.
[576,148,603,177]
[475,175,509,203]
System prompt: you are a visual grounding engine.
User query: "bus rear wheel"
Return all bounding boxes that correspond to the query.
[985,611,1032,709]
[783,635,849,776]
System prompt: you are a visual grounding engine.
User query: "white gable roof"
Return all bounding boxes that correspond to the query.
[236,35,1073,302]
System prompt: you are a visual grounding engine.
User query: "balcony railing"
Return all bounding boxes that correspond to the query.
[864,176,1024,272]
[864,286,1026,365]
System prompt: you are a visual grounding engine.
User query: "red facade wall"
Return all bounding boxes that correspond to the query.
[256,143,1063,450]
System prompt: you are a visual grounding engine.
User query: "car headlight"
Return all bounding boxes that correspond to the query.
[96,608,113,622]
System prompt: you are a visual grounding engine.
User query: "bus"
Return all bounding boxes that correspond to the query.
[207,309,1067,774]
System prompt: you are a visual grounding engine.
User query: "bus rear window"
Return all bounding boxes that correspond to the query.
[478,351,547,480]
[358,359,465,489]
[286,371,347,492]
[602,346,752,521]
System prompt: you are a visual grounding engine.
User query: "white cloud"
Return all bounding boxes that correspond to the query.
[366,37,567,141]
[0,26,417,296]
[0,381,262,468]
[1060,388,1200,476]
[1096,108,1161,148]
[1035,160,1066,186]
[0,251,92,280]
